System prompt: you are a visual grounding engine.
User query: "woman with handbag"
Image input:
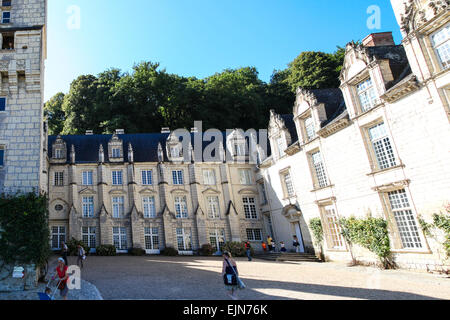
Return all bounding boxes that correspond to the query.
[52,257,69,300]
[222,251,241,300]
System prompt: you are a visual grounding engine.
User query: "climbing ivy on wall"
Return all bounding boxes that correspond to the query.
[419,204,450,259]
[340,217,393,269]
[0,193,51,267]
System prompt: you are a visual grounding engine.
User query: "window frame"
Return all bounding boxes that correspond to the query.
[172,170,184,185]
[0,97,6,112]
[51,226,66,250]
[141,169,153,186]
[356,77,378,113]
[112,196,125,218]
[206,196,220,219]
[112,227,127,251]
[82,170,93,186]
[431,23,450,70]
[309,150,329,189]
[246,228,262,241]
[142,196,156,218]
[203,169,216,185]
[2,11,10,24]
[174,195,188,219]
[54,171,64,187]
[0,145,4,167]
[320,204,346,251]
[82,226,96,249]
[144,227,160,252]
[243,197,258,220]
[82,196,94,218]
[366,122,397,171]
[111,170,123,186]
[238,168,252,185]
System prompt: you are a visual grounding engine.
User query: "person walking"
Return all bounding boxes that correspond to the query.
[61,241,68,266]
[76,245,86,269]
[293,235,301,253]
[222,251,240,300]
[52,257,69,300]
[244,241,252,261]
[267,236,273,252]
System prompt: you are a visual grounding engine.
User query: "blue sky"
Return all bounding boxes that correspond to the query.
[45,0,402,100]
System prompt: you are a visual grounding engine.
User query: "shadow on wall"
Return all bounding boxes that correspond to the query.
[260,176,315,255]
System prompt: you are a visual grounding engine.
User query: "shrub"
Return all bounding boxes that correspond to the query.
[419,205,450,259]
[96,245,117,256]
[222,242,254,257]
[66,238,89,256]
[160,247,178,256]
[309,218,323,246]
[129,247,146,256]
[199,244,215,256]
[0,193,51,268]
[340,217,393,269]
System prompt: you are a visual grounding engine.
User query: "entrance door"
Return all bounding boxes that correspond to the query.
[294,222,305,253]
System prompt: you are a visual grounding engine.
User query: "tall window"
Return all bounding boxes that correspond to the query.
[174,196,188,218]
[0,97,6,111]
[172,170,184,185]
[387,189,422,249]
[0,146,4,166]
[210,229,225,252]
[143,196,156,218]
[82,196,94,218]
[311,151,328,188]
[176,228,192,252]
[112,196,124,218]
[203,169,216,185]
[82,227,96,249]
[239,168,252,185]
[51,226,66,250]
[144,227,159,251]
[323,206,345,249]
[243,197,257,219]
[357,78,377,112]
[170,145,181,158]
[2,11,10,24]
[431,24,450,69]
[54,149,64,159]
[54,172,64,186]
[112,170,123,185]
[113,227,127,251]
[276,136,286,158]
[246,229,262,241]
[141,170,153,185]
[281,171,295,197]
[82,171,93,185]
[368,123,397,170]
[207,196,220,219]
[304,116,315,141]
[112,147,121,158]
[234,143,246,156]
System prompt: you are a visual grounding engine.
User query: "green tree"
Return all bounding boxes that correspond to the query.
[44,92,66,135]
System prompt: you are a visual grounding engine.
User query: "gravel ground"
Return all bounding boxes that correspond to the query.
[77,255,450,300]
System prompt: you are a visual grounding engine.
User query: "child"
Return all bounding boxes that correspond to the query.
[280,241,287,252]
[261,241,267,252]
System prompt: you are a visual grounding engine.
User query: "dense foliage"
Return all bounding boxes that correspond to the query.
[45,47,345,135]
[309,218,324,246]
[198,244,215,256]
[222,241,254,257]
[160,247,178,256]
[419,205,450,259]
[128,247,146,256]
[0,193,51,267]
[66,237,89,256]
[340,217,393,269]
[95,244,117,256]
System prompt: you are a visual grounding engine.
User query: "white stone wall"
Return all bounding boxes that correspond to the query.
[0,0,46,195]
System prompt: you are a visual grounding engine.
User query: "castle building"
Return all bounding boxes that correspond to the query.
[0,0,48,195]
[47,130,266,254]
[257,0,450,270]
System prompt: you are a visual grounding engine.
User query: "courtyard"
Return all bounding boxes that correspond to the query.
[67,256,449,300]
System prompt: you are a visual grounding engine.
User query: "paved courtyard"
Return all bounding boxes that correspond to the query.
[70,255,449,300]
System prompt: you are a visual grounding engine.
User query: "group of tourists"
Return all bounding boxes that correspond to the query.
[261,235,302,254]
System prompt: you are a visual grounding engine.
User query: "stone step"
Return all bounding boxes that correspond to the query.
[254,253,322,263]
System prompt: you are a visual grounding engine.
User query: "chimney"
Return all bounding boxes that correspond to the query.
[161,127,170,134]
[115,129,125,135]
[362,32,395,47]
[85,130,93,135]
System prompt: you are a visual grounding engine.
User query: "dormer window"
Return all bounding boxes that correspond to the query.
[54,148,64,159]
[304,116,315,141]
[112,147,121,158]
[276,136,286,158]
[356,78,377,112]
[234,142,246,156]
[431,24,449,70]
[2,1,12,7]
[170,145,181,158]
[108,134,123,162]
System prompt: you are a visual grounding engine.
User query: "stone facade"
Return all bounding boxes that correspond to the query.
[0,0,47,195]
[257,0,450,271]
[47,131,266,254]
